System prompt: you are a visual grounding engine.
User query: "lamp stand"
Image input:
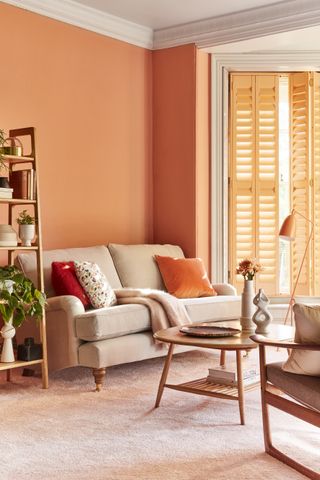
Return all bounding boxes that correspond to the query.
[283,211,314,326]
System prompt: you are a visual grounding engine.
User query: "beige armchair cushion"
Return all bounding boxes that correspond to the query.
[108,243,184,290]
[267,362,320,411]
[282,303,320,376]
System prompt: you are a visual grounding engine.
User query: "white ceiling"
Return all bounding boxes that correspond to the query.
[4,0,320,50]
[71,0,285,30]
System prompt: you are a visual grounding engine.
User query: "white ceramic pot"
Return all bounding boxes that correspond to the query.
[240,279,256,332]
[1,318,16,363]
[19,224,35,246]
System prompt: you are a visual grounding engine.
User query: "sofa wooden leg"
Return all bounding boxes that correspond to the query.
[93,367,106,392]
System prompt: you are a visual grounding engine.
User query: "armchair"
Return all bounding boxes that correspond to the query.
[251,335,320,480]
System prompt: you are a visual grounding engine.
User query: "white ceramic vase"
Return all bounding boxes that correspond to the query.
[252,288,273,334]
[1,318,16,363]
[240,279,256,332]
[19,224,35,246]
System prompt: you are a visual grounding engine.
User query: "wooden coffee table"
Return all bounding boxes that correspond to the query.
[154,321,294,425]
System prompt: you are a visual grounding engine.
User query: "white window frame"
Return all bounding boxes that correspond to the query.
[211,52,320,284]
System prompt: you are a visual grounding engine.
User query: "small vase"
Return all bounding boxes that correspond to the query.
[252,288,272,334]
[19,224,35,246]
[1,318,16,363]
[240,279,256,332]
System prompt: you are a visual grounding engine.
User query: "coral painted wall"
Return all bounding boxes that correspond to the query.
[153,45,211,271]
[0,3,153,249]
[152,45,197,256]
[0,3,211,271]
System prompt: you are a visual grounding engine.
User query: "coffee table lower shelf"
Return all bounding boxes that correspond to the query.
[165,377,259,401]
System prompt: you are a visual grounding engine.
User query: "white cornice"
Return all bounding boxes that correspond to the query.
[2,0,153,49]
[153,0,320,49]
[3,0,320,50]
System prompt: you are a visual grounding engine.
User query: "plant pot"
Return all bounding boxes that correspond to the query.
[19,224,35,246]
[1,318,15,363]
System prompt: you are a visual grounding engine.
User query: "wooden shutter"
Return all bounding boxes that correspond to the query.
[289,73,311,295]
[229,75,255,293]
[255,75,279,293]
[229,74,279,295]
[312,72,320,295]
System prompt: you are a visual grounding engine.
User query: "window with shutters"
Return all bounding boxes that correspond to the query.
[229,72,320,297]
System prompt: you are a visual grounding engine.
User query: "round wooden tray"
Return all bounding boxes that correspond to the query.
[179,325,241,338]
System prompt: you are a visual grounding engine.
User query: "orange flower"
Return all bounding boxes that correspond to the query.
[236,258,262,280]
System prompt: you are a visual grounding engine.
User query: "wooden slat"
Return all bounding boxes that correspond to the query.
[229,75,256,292]
[290,73,311,295]
[0,359,43,371]
[229,74,279,295]
[312,72,320,295]
[256,75,279,294]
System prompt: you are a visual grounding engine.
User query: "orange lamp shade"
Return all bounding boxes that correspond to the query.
[279,213,296,241]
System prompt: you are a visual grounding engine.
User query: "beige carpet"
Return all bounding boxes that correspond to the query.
[0,348,318,480]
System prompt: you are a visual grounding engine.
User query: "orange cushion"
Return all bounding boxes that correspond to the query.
[154,255,217,299]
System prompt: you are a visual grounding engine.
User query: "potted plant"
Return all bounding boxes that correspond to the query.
[16,209,36,246]
[0,265,45,362]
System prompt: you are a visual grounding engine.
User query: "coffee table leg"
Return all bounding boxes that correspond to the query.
[236,350,245,425]
[220,350,226,367]
[155,343,174,408]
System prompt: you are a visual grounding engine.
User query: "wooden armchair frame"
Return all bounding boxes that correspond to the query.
[251,335,320,480]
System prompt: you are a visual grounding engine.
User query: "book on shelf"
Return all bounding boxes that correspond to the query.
[0,187,13,199]
[10,170,28,199]
[206,374,260,387]
[208,366,257,381]
[206,366,259,386]
[10,169,36,200]
[27,169,35,200]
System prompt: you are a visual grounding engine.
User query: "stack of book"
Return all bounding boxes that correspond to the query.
[0,187,13,199]
[206,366,259,386]
[10,169,36,200]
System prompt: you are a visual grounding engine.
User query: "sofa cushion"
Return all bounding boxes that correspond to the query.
[74,261,117,308]
[16,245,122,297]
[108,243,184,290]
[154,255,217,298]
[182,296,241,323]
[282,303,320,376]
[75,304,151,341]
[51,261,91,308]
[267,361,320,411]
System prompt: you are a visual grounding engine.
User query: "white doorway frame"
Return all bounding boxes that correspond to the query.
[211,52,320,283]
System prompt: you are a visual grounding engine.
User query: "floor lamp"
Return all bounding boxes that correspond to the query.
[279,209,314,325]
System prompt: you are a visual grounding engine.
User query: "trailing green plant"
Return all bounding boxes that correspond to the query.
[0,265,45,328]
[16,209,36,225]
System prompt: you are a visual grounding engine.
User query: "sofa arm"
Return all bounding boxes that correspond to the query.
[212,283,237,296]
[46,295,85,372]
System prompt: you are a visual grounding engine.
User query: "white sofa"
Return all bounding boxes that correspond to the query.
[16,243,240,390]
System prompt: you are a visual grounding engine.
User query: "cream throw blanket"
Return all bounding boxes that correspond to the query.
[115,288,191,334]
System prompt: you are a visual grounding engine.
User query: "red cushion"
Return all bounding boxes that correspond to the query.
[51,261,91,308]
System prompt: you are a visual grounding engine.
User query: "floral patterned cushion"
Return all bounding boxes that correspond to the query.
[74,261,117,309]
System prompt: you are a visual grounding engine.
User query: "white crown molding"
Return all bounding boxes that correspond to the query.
[2,0,153,49]
[154,0,320,50]
[4,0,320,51]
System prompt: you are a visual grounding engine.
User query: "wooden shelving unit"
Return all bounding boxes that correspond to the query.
[0,127,48,389]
